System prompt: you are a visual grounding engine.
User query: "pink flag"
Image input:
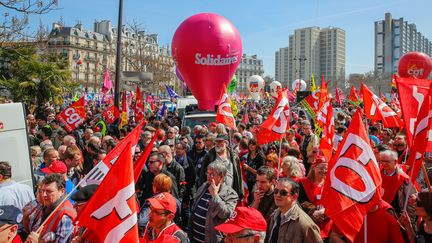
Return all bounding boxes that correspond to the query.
[102,68,112,93]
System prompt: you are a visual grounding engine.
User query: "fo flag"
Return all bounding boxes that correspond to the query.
[318,99,334,162]
[349,86,360,105]
[216,84,236,129]
[405,83,432,184]
[56,97,86,132]
[80,122,143,186]
[361,83,402,128]
[103,105,120,124]
[134,86,145,123]
[395,77,432,146]
[76,142,139,243]
[321,110,382,242]
[257,89,290,145]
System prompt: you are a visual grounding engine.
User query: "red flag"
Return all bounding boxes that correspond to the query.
[257,89,290,145]
[349,86,360,104]
[77,142,139,243]
[318,100,334,162]
[321,110,382,242]
[134,86,145,123]
[361,83,402,128]
[103,105,120,124]
[239,160,249,206]
[80,122,143,186]
[133,129,160,181]
[395,76,432,146]
[316,96,330,128]
[405,83,432,183]
[56,97,87,132]
[316,76,328,112]
[335,84,342,107]
[216,85,236,129]
[119,91,128,129]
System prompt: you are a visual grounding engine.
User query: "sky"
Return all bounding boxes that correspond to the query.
[3,0,432,77]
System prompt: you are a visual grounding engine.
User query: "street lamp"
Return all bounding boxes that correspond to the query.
[292,56,307,81]
[114,0,124,109]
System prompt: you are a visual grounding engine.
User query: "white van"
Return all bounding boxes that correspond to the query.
[176,96,197,119]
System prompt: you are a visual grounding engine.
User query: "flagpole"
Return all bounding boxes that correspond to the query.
[277,138,283,179]
[113,0,124,110]
[421,162,432,192]
[364,214,367,243]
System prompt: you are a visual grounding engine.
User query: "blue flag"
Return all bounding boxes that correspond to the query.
[165,85,181,99]
[157,103,167,119]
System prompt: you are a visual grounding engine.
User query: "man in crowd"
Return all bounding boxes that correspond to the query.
[190,161,238,243]
[49,120,65,150]
[41,160,76,204]
[0,205,23,243]
[199,134,243,200]
[250,166,277,224]
[266,178,322,243]
[142,192,189,243]
[204,133,216,152]
[379,150,416,222]
[69,184,98,242]
[135,152,178,205]
[159,145,186,200]
[174,141,196,229]
[393,133,409,164]
[188,134,207,185]
[215,206,267,243]
[26,173,76,243]
[299,120,319,173]
[0,161,34,209]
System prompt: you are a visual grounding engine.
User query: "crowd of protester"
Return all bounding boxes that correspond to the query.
[0,97,432,243]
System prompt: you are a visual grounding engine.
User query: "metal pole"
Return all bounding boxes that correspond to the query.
[114,0,123,109]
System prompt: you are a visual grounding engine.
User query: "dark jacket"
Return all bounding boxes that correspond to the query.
[175,155,196,204]
[198,147,244,200]
[166,160,186,199]
[187,147,207,186]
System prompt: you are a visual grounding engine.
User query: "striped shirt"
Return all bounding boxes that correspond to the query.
[192,190,212,243]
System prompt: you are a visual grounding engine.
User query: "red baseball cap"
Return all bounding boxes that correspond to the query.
[147,192,177,214]
[215,207,267,234]
[41,160,67,174]
[210,122,217,127]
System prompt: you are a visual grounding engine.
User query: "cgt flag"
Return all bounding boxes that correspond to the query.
[56,97,86,133]
[321,109,382,242]
[216,84,236,129]
[103,105,120,124]
[76,142,139,243]
[257,89,290,145]
[317,99,334,162]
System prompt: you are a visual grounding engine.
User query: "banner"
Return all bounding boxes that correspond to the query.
[56,97,86,132]
[103,105,120,124]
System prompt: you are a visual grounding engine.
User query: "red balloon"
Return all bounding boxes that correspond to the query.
[398,52,432,79]
[172,13,242,110]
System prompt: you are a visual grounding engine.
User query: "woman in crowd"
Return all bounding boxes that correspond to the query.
[138,173,181,235]
[243,138,265,203]
[280,155,304,182]
[265,153,279,176]
[400,192,432,243]
[298,156,332,241]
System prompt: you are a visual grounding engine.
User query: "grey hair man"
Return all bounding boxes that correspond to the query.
[190,161,238,243]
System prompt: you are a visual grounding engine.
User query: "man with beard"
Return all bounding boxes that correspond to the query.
[393,133,409,164]
[198,134,243,201]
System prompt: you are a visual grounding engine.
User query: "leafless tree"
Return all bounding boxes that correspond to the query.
[0,0,59,45]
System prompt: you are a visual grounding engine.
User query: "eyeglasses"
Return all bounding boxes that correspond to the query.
[150,208,171,216]
[274,188,290,196]
[416,199,423,207]
[148,160,160,164]
[266,159,274,163]
[269,147,276,150]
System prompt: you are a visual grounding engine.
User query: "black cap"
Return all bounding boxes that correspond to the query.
[0,205,22,225]
[71,184,98,202]
[215,134,229,141]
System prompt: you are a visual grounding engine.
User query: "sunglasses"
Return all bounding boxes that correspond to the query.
[274,188,291,196]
